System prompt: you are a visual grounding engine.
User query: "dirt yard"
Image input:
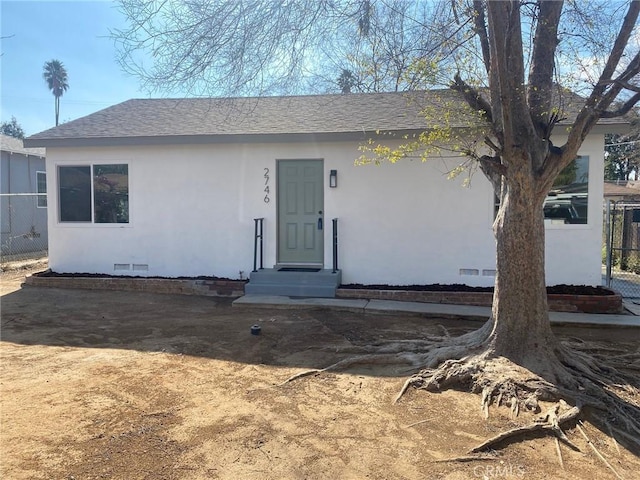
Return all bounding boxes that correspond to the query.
[1,266,639,479]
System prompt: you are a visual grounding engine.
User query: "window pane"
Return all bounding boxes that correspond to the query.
[37,171,47,208]
[59,166,91,221]
[93,164,129,223]
[543,156,589,224]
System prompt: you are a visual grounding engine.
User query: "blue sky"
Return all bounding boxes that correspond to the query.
[1,0,148,136]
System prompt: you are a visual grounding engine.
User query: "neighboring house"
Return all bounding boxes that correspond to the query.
[603,181,640,277]
[604,180,640,203]
[25,91,626,295]
[0,134,47,260]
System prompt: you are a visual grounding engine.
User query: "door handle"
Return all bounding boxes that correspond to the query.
[318,217,323,230]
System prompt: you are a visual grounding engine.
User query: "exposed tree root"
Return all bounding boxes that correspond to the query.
[279,318,640,455]
[606,421,622,455]
[554,437,564,469]
[433,454,498,463]
[278,352,423,386]
[577,422,624,480]
[469,402,581,453]
[404,418,433,428]
[609,423,640,451]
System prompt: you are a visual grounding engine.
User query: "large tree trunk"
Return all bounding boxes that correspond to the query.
[490,158,558,372]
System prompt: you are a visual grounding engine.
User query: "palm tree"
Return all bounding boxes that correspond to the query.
[43,60,69,126]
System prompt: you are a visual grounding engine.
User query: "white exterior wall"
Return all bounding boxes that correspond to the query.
[45,133,604,286]
[543,134,604,286]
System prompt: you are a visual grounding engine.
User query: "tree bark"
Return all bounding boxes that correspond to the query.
[55,96,60,127]
[480,2,559,374]
[490,155,557,372]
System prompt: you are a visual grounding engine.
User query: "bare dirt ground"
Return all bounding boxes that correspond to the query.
[1,265,639,480]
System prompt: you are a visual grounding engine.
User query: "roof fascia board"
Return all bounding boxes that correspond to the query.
[24,130,427,148]
[583,123,630,135]
[24,122,629,149]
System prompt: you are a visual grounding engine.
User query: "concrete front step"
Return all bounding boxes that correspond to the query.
[245,268,342,298]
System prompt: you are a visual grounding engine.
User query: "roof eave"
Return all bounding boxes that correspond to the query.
[553,122,630,136]
[0,147,46,157]
[24,129,427,148]
[23,120,629,149]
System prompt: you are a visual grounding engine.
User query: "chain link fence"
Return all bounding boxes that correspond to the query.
[1,193,48,267]
[603,200,640,298]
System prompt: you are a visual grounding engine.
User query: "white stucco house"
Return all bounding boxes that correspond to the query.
[24,91,625,296]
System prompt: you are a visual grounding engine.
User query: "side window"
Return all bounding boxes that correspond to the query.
[543,156,588,225]
[59,166,91,222]
[493,156,589,225]
[58,164,129,223]
[94,164,129,223]
[36,171,47,208]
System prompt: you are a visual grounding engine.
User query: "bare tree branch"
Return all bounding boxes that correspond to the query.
[595,0,640,91]
[566,1,640,155]
[485,0,538,164]
[601,92,640,118]
[472,0,491,75]
[450,73,493,124]
[477,154,507,185]
[527,0,563,138]
[596,51,640,115]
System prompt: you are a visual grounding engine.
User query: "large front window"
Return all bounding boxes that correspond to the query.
[543,156,589,225]
[58,164,129,223]
[493,156,589,225]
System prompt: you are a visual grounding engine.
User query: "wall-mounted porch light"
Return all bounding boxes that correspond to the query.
[329,169,338,188]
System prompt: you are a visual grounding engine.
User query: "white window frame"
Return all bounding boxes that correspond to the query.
[490,155,590,229]
[36,171,47,208]
[57,163,130,225]
[543,155,590,229]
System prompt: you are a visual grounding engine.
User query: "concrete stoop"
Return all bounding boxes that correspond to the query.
[245,268,342,298]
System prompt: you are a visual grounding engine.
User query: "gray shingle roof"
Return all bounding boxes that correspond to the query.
[1,134,46,156]
[24,90,627,148]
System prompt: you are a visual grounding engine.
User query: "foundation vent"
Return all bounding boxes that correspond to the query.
[482,269,496,277]
[114,263,131,271]
[132,264,149,271]
[459,268,479,276]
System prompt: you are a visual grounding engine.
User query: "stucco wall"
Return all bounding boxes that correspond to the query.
[1,151,48,255]
[544,134,604,286]
[44,133,604,286]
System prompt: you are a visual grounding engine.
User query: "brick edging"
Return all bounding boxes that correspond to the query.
[336,288,624,314]
[24,276,246,297]
[24,276,624,314]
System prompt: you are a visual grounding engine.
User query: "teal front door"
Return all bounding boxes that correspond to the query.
[277,159,324,265]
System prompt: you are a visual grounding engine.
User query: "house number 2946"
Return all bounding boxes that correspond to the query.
[263,168,270,203]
